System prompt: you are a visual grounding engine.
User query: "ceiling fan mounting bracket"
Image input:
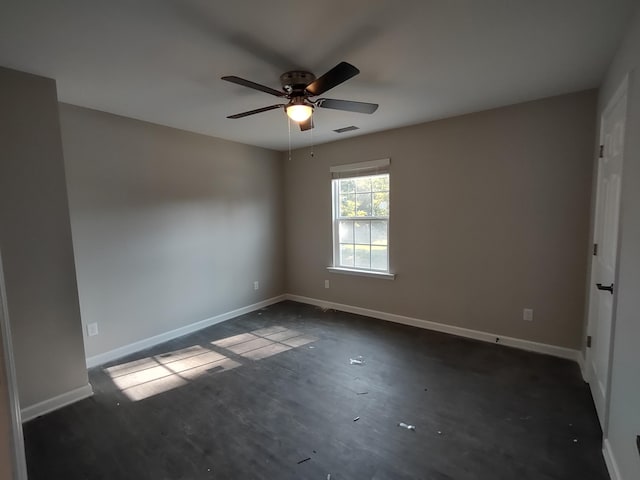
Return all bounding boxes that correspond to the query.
[280,71,316,94]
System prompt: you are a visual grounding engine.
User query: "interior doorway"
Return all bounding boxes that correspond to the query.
[0,249,28,479]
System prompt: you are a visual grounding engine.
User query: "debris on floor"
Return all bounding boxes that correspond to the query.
[356,391,368,395]
[297,457,311,464]
[353,416,360,422]
[398,422,416,431]
[437,431,442,435]
[573,439,578,443]
[350,356,365,365]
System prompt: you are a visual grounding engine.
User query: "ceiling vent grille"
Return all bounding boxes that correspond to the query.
[333,126,359,133]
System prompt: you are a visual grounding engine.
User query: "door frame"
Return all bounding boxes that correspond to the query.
[0,248,28,480]
[584,75,628,434]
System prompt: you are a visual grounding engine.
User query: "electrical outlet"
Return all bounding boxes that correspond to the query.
[87,322,99,337]
[325,280,330,289]
[523,308,534,321]
[254,281,259,290]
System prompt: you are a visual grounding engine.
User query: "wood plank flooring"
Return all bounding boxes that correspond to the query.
[23,301,608,479]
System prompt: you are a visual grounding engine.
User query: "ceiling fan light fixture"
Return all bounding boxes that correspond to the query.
[285,100,313,122]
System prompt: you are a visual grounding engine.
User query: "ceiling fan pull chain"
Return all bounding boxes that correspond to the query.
[310,116,315,158]
[288,115,292,161]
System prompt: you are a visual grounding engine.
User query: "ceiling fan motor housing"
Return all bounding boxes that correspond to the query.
[280,71,316,95]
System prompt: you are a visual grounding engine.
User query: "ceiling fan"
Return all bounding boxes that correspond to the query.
[222,62,378,131]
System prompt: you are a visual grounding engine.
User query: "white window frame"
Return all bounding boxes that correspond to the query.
[328,159,395,280]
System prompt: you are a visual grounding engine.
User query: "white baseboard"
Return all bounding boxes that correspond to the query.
[576,350,587,381]
[285,294,581,362]
[603,438,622,480]
[86,295,287,368]
[21,383,94,423]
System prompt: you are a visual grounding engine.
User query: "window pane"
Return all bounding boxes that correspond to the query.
[340,179,355,194]
[355,245,370,269]
[354,221,370,244]
[373,192,389,217]
[333,171,389,273]
[371,221,387,245]
[371,246,388,270]
[340,244,354,267]
[355,193,372,216]
[340,194,355,217]
[355,177,371,193]
[339,221,354,243]
[372,174,389,192]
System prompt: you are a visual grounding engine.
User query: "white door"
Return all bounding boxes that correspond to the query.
[0,249,28,480]
[586,78,627,429]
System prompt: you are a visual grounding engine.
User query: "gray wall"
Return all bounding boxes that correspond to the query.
[59,104,285,359]
[285,90,596,349]
[0,68,88,408]
[596,5,640,478]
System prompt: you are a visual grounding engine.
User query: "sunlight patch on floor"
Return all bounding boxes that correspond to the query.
[105,346,240,401]
[104,326,317,402]
[211,326,316,360]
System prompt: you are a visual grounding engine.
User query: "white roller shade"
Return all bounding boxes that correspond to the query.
[330,158,390,179]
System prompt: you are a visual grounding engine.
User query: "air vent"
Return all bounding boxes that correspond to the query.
[333,126,360,133]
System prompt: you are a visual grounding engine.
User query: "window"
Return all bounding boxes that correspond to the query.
[331,159,390,274]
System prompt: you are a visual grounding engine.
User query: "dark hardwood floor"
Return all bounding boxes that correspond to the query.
[23,301,608,479]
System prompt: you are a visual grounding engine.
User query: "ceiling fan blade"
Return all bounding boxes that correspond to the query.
[317,98,378,114]
[305,62,360,96]
[221,76,285,97]
[299,116,314,131]
[227,104,283,119]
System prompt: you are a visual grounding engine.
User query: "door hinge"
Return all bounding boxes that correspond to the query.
[593,243,598,256]
[587,335,592,348]
[599,145,604,158]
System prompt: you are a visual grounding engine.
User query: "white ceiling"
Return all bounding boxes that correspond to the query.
[0,0,635,151]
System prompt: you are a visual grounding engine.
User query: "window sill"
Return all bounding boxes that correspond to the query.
[326,267,396,280]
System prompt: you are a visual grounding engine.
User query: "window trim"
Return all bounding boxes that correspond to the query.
[330,159,392,275]
[329,158,390,177]
[326,266,396,280]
